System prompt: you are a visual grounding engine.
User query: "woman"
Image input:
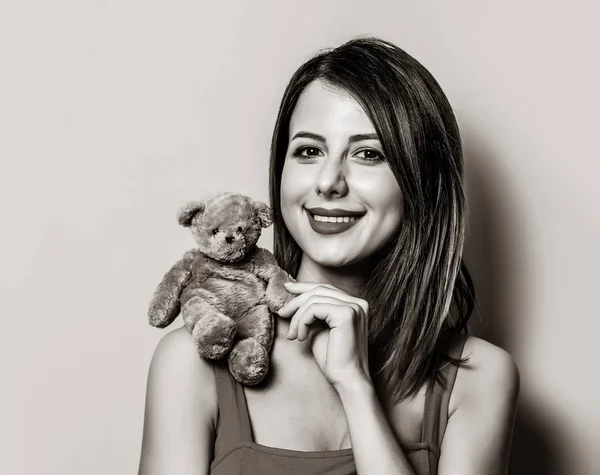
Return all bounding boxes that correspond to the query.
[138,36,519,475]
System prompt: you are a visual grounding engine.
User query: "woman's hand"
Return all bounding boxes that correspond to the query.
[276,282,372,390]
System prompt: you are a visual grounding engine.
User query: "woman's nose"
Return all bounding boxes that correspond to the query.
[315,156,349,198]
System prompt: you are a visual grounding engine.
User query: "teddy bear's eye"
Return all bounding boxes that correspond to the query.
[212,229,219,235]
[237,227,243,233]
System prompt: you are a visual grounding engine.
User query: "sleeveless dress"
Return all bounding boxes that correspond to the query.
[210,334,468,475]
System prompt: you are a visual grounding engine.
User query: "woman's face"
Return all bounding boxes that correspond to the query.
[280,80,403,268]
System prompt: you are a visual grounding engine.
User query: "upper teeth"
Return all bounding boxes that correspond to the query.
[313,215,359,223]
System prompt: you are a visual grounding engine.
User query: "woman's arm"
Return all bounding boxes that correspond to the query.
[335,377,418,474]
[437,337,520,475]
[280,282,418,474]
[138,327,218,475]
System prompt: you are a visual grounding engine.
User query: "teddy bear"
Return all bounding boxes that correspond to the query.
[148,192,294,385]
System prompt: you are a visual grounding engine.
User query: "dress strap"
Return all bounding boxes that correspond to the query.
[212,360,253,456]
[421,333,469,448]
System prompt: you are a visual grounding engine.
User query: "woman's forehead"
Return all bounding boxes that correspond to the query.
[289,81,377,138]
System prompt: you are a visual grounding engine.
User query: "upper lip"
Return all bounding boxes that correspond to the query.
[305,206,366,217]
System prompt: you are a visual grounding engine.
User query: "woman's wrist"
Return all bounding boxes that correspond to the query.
[333,371,375,402]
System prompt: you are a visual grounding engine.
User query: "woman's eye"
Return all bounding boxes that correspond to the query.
[355,148,384,162]
[292,146,323,159]
[212,229,219,235]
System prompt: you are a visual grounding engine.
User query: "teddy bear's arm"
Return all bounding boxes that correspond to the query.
[250,247,294,312]
[250,247,286,279]
[148,251,195,328]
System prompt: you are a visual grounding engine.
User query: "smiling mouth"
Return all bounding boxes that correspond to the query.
[311,214,360,223]
[305,208,365,235]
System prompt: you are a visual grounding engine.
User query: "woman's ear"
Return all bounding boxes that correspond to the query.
[254,200,273,228]
[177,201,205,227]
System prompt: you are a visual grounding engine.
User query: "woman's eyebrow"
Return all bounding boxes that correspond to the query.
[290,132,379,143]
[348,133,379,143]
[290,131,326,142]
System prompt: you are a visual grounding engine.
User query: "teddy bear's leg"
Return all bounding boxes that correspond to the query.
[182,296,237,360]
[227,304,273,386]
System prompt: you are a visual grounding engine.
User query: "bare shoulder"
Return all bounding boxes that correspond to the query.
[151,325,213,372]
[147,326,218,421]
[450,336,520,416]
[438,338,520,472]
[139,326,218,474]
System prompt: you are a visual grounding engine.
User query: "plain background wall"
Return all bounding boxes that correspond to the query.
[1,1,598,474]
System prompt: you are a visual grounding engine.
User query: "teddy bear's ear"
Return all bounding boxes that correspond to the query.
[177,201,206,227]
[253,200,273,228]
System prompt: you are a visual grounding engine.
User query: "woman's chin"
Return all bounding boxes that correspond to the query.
[305,250,362,269]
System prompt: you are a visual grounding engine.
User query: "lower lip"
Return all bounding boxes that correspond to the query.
[306,212,363,235]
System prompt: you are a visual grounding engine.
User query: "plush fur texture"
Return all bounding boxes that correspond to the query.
[148,192,294,385]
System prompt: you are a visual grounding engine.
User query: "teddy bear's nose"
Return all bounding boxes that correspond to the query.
[225,235,235,244]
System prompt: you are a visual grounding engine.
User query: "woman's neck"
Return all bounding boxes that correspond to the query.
[295,254,370,298]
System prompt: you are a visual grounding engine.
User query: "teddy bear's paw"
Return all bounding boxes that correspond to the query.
[265,283,293,312]
[192,314,236,360]
[228,338,269,386]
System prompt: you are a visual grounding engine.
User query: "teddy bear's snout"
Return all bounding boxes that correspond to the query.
[225,235,235,244]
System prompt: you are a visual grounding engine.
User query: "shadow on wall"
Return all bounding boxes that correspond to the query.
[461,130,566,475]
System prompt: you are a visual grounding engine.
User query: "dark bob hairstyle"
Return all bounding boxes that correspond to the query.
[268,36,475,402]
